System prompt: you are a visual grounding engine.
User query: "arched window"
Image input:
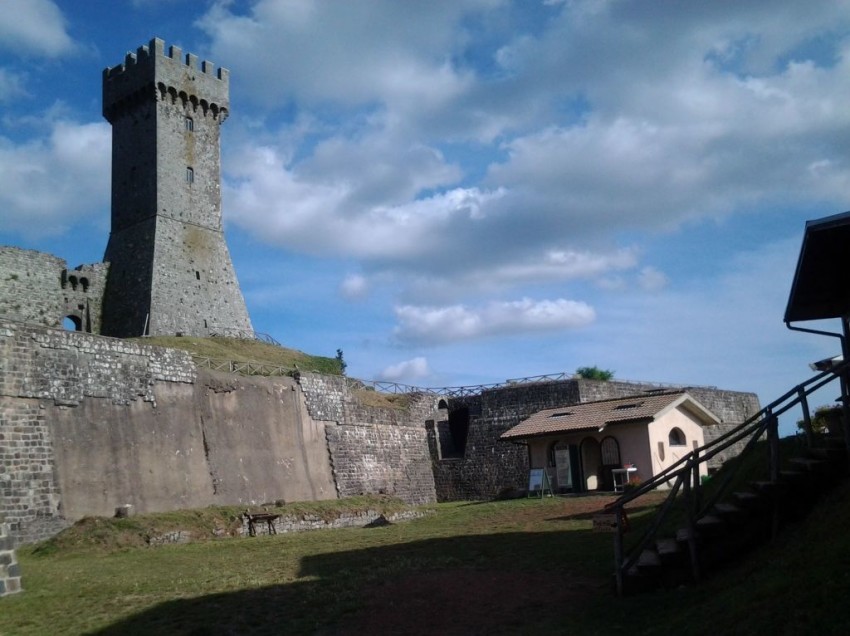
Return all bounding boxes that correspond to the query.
[185,116,194,132]
[668,427,686,446]
[186,167,194,183]
[601,436,621,465]
[63,316,82,331]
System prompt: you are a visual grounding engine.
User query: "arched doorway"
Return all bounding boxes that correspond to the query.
[600,436,621,491]
[580,437,602,491]
[63,315,82,331]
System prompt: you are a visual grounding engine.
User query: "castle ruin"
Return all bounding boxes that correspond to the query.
[0,38,252,339]
[0,39,762,551]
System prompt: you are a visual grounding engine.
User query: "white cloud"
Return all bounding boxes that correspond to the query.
[0,0,74,57]
[637,266,668,292]
[394,297,595,344]
[0,121,110,237]
[340,274,369,300]
[200,0,498,110]
[379,356,431,382]
[224,140,502,260]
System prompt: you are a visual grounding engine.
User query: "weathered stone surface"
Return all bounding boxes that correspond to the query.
[0,515,22,597]
[101,38,251,338]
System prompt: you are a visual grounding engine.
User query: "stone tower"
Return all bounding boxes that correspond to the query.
[100,38,253,338]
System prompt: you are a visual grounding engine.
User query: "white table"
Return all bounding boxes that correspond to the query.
[612,466,638,492]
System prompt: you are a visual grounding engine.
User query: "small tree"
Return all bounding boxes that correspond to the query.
[575,366,614,381]
[797,405,837,435]
[335,348,347,375]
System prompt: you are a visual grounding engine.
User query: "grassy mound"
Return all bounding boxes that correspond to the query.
[134,335,343,375]
[31,495,418,556]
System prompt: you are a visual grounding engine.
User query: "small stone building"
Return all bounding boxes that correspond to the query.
[500,391,715,492]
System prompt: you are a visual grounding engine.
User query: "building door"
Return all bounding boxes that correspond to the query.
[600,436,621,491]
[580,437,602,491]
[553,442,572,492]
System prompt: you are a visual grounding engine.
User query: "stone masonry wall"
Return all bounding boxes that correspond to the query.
[0,247,66,328]
[326,424,436,505]
[0,247,108,334]
[0,319,197,543]
[0,515,22,597]
[297,373,439,505]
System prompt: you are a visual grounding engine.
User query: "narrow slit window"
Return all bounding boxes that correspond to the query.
[186,167,194,183]
[195,270,200,280]
[185,116,194,132]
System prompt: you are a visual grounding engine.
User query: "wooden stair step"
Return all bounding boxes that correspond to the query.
[732,490,762,507]
[713,502,745,523]
[656,538,682,561]
[789,457,831,472]
[696,514,726,536]
[637,549,661,569]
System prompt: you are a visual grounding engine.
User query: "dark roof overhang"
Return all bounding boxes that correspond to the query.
[785,211,850,323]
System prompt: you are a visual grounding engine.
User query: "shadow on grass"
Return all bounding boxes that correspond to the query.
[88,527,617,636]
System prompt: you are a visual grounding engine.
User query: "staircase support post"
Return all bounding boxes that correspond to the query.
[614,508,624,597]
[798,388,813,449]
[683,469,700,582]
[767,412,781,538]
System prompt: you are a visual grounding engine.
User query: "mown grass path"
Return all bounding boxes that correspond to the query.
[2,486,849,635]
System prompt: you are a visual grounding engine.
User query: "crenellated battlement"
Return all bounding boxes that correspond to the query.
[103,37,229,123]
[104,38,228,81]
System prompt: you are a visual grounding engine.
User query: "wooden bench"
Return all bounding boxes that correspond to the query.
[243,512,280,537]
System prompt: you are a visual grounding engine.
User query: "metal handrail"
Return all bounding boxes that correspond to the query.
[609,358,850,595]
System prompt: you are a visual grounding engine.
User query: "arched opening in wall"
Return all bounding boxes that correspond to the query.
[443,407,469,459]
[434,400,451,460]
[63,315,82,331]
[599,436,621,491]
[580,437,602,491]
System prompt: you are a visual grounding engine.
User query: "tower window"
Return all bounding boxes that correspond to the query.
[195,270,200,280]
[185,116,194,132]
[186,167,194,183]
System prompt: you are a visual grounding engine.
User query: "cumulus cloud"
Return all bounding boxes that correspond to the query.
[203,0,850,345]
[0,0,74,57]
[340,274,369,300]
[394,298,595,344]
[0,121,111,237]
[224,139,502,260]
[200,0,497,110]
[379,357,431,382]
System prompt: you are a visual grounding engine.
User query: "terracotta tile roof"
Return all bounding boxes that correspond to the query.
[500,390,711,441]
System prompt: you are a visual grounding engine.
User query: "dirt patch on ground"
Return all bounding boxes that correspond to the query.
[331,568,605,635]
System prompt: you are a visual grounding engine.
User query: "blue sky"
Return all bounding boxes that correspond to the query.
[2,0,850,434]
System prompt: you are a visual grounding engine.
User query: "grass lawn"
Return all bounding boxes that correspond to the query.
[2,485,850,635]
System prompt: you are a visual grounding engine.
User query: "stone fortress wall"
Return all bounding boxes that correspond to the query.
[0,246,108,333]
[0,514,22,597]
[0,318,760,546]
[0,38,763,552]
[0,319,443,545]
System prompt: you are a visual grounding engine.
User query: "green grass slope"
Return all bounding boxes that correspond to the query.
[134,336,343,375]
